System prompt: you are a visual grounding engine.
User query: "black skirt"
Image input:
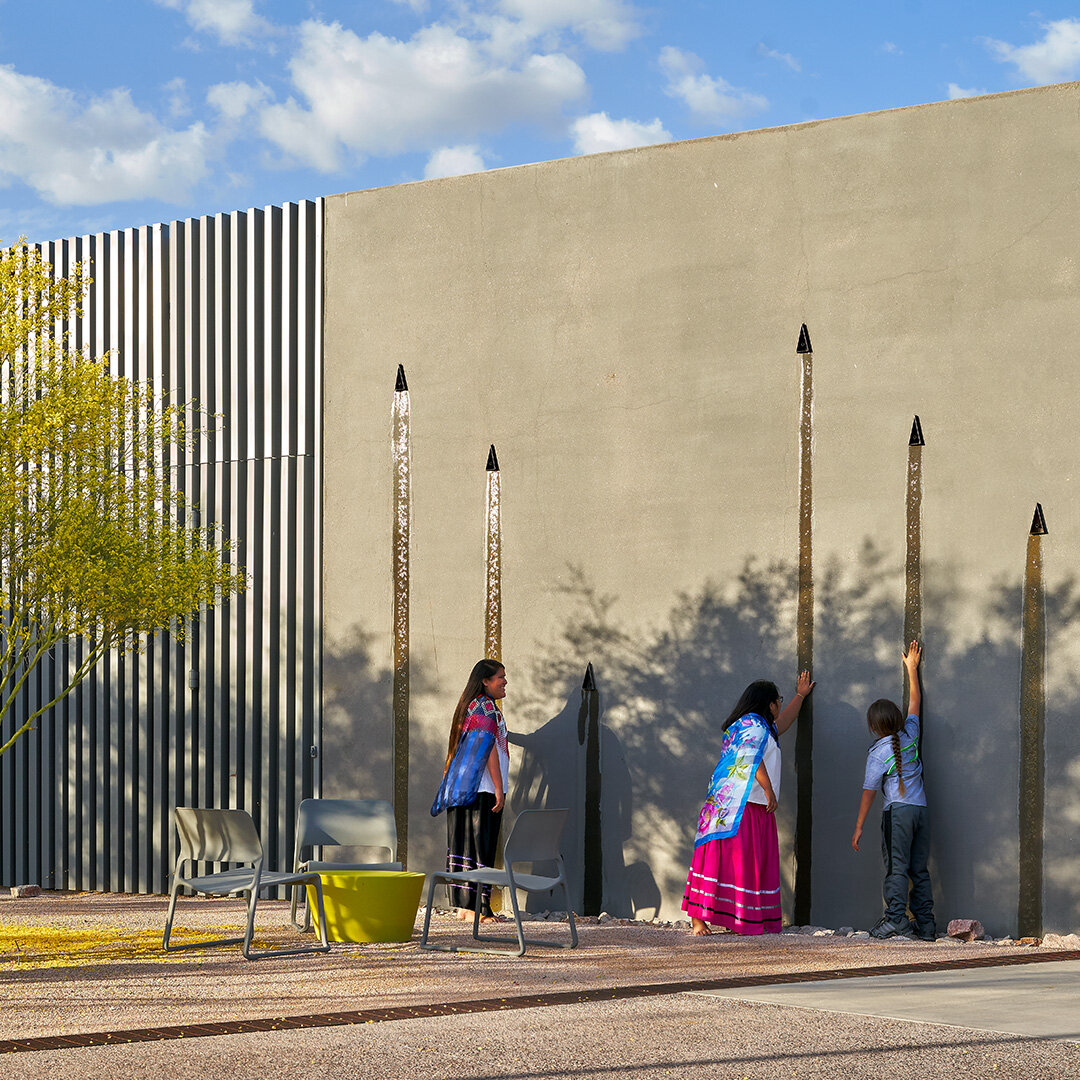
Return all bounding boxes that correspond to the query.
[445,792,503,913]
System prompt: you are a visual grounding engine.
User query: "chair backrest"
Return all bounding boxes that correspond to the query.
[504,808,569,865]
[174,807,263,865]
[295,799,398,860]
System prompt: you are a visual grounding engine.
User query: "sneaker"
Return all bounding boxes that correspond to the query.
[869,918,911,939]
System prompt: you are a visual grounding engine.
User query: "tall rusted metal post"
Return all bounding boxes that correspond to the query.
[391,364,410,866]
[1018,502,1047,938]
[793,323,815,926]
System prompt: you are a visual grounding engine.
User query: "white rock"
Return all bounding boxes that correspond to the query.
[812,929,835,936]
[850,931,870,939]
[1041,932,1080,949]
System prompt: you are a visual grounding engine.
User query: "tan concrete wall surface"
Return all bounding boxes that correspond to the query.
[322,82,1080,935]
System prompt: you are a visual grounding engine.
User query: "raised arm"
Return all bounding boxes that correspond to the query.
[903,641,922,719]
[775,670,815,735]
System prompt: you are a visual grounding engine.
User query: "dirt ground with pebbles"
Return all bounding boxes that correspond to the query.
[0,892,1064,1034]
[2,891,1079,1079]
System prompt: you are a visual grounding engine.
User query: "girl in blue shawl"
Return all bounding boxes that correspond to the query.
[683,671,814,936]
[431,659,509,921]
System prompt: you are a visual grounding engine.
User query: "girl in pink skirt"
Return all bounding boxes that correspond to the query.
[683,672,815,935]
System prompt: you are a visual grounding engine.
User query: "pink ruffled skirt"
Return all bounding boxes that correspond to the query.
[682,801,782,934]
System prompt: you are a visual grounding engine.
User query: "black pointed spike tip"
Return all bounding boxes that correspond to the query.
[395,364,408,392]
[1031,502,1048,536]
[796,323,813,354]
[582,662,596,692]
[486,444,500,471]
[909,415,925,446]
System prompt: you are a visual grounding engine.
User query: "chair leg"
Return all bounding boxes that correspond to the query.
[562,883,579,949]
[241,888,260,959]
[162,881,181,950]
[289,883,302,931]
[243,881,332,960]
[289,880,314,933]
[163,884,247,953]
[419,876,441,949]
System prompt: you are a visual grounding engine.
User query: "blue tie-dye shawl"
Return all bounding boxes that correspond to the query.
[694,712,777,847]
[430,696,504,816]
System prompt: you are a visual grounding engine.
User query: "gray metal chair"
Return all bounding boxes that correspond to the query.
[163,807,331,960]
[420,808,578,957]
[289,798,403,930]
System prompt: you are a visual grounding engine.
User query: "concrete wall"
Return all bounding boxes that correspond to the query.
[322,82,1080,935]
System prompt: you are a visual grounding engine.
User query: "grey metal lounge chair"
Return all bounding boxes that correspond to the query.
[289,797,403,930]
[163,807,331,960]
[420,808,578,957]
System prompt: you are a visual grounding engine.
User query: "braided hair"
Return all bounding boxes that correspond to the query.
[866,698,907,796]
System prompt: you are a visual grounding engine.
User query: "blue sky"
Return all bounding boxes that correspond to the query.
[1,1,1078,242]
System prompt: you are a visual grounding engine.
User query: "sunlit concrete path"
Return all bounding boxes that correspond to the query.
[695,958,1080,1041]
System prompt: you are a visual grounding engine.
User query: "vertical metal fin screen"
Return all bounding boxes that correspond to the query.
[0,200,322,895]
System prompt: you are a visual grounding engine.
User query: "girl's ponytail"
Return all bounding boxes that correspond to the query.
[867,699,907,797]
[889,731,906,796]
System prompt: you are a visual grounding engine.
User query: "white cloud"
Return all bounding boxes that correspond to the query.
[163,76,190,118]
[424,144,488,178]
[258,20,587,171]
[570,111,670,154]
[985,18,1080,83]
[757,44,800,72]
[0,65,210,205]
[155,0,273,47]
[659,46,768,124]
[947,82,985,100]
[494,0,641,52]
[391,0,430,12]
[207,80,271,121]
[882,41,902,55]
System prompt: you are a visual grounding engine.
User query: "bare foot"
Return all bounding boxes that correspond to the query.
[691,918,712,936]
[480,913,503,923]
[456,908,472,921]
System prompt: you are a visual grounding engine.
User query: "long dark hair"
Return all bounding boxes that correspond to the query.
[867,698,907,796]
[722,680,780,732]
[445,658,504,771]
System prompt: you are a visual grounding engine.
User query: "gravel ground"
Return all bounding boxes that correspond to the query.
[3,994,1080,1080]
[2,891,1078,1079]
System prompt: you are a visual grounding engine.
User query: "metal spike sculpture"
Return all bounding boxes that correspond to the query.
[904,416,924,717]
[391,364,410,866]
[485,446,502,662]
[578,663,602,916]
[793,323,815,926]
[1018,503,1047,937]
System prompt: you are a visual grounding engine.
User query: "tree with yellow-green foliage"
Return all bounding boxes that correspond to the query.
[0,241,246,757]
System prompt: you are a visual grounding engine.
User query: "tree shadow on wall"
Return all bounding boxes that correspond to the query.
[321,623,445,820]
[513,545,1080,933]
[508,687,662,918]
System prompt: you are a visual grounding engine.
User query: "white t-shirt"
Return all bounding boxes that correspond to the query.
[746,736,780,805]
[476,711,509,796]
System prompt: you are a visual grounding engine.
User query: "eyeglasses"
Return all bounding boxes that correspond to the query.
[777,696,784,705]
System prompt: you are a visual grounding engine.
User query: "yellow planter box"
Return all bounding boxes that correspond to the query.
[306,870,426,943]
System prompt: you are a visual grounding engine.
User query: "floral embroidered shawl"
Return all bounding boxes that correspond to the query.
[694,712,777,847]
[430,696,506,816]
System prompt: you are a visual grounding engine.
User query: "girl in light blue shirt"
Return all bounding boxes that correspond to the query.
[851,642,936,941]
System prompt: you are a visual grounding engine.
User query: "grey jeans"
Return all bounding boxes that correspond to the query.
[881,803,935,930]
